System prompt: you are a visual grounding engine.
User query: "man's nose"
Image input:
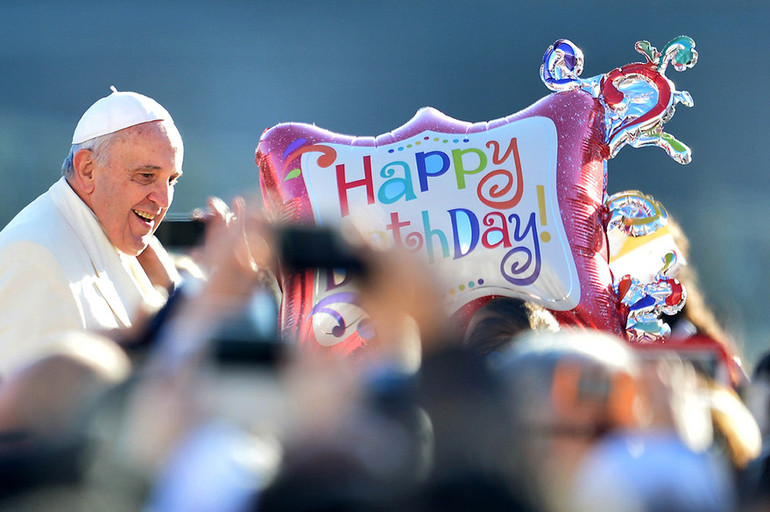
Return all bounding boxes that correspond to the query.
[149,179,173,209]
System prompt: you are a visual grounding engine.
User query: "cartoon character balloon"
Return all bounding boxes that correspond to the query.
[256,37,697,354]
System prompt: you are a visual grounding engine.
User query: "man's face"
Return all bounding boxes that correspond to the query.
[86,121,183,256]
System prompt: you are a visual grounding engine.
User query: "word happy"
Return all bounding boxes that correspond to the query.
[301,133,549,287]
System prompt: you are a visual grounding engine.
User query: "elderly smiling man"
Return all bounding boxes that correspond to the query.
[0,88,184,374]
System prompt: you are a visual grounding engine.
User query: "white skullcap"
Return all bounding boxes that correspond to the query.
[71,86,174,145]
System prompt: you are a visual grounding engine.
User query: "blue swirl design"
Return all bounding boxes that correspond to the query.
[283,138,307,160]
[540,39,584,92]
[309,292,360,338]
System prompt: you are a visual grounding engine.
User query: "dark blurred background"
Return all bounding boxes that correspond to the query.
[1,0,767,365]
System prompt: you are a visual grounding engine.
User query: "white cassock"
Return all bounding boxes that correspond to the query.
[0,177,169,375]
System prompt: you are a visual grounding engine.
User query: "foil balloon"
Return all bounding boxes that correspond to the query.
[542,36,697,163]
[606,190,687,283]
[607,190,687,342]
[606,190,669,238]
[614,252,686,343]
[256,37,697,354]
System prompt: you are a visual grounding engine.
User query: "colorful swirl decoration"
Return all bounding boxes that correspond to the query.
[541,36,697,164]
[614,253,686,343]
[606,190,668,238]
[607,191,686,342]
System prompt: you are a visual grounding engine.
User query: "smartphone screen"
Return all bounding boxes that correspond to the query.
[277,226,366,276]
[155,216,206,250]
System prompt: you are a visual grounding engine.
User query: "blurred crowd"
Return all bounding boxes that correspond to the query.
[0,198,768,512]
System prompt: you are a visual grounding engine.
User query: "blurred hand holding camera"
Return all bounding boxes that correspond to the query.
[197,197,275,299]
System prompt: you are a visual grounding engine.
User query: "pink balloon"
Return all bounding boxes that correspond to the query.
[257,91,617,354]
[256,37,697,354]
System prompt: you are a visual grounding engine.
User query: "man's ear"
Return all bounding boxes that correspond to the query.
[71,149,96,194]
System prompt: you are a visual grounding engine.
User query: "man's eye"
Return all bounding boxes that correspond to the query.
[169,175,180,185]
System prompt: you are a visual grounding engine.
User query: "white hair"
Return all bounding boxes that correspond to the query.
[60,131,119,178]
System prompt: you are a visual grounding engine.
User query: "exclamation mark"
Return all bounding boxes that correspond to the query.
[536,185,551,243]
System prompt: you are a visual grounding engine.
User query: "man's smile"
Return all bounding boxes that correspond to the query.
[133,209,158,223]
